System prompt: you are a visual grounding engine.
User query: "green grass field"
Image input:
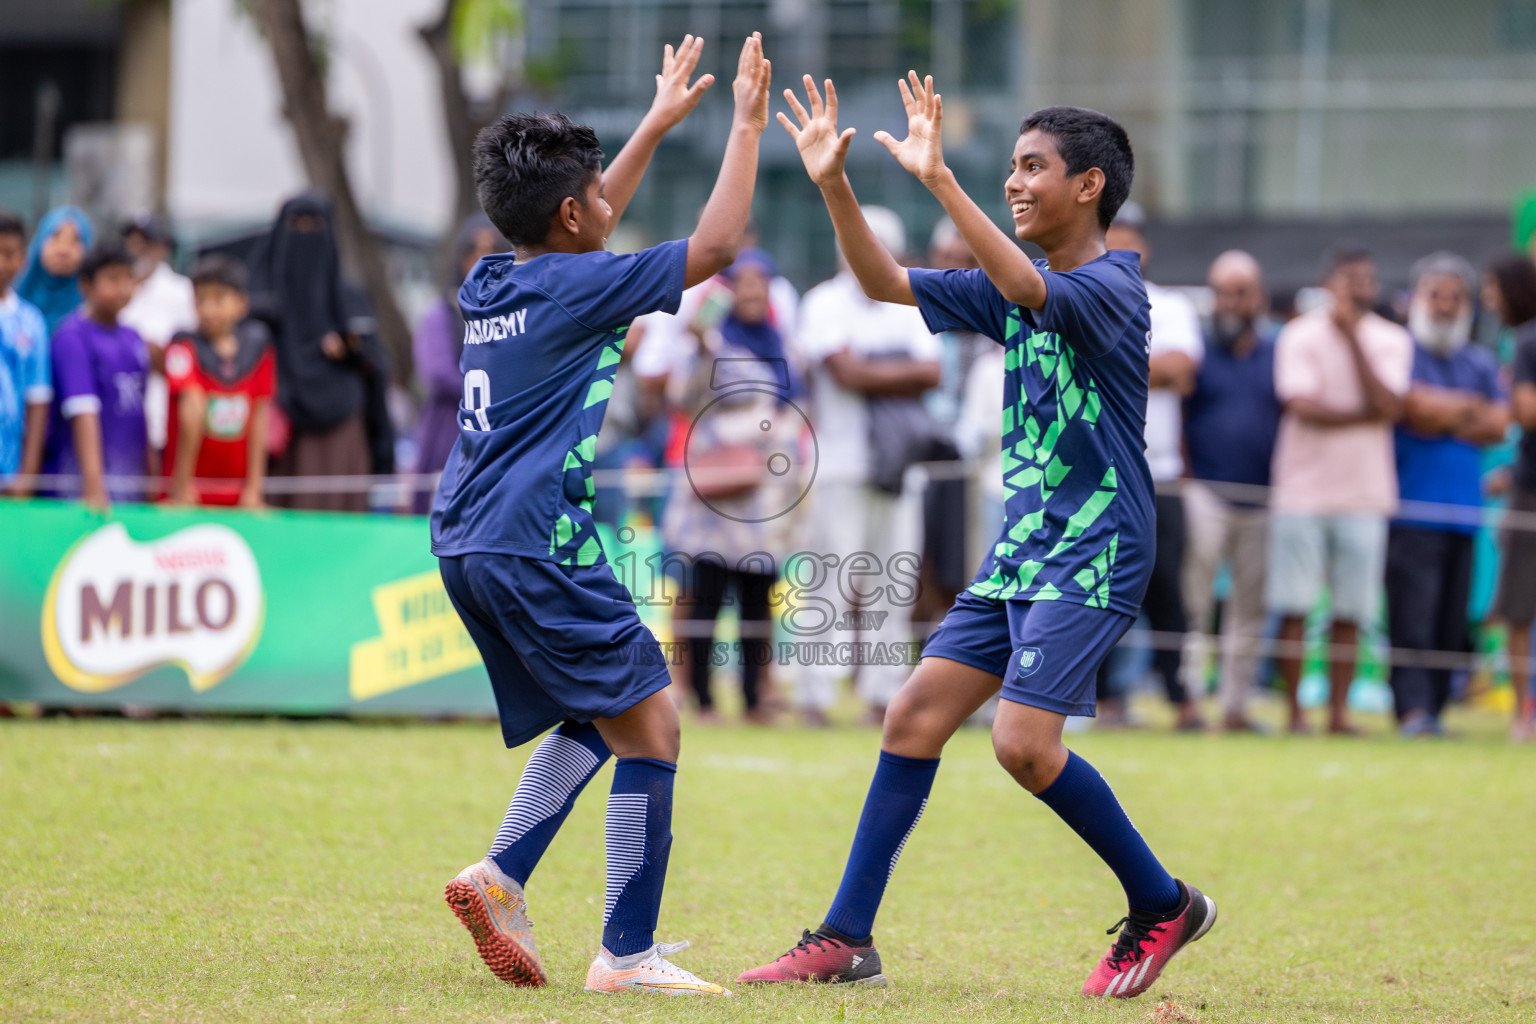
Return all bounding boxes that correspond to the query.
[3,709,1533,1023]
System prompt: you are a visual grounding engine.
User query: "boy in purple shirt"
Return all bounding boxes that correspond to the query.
[44,244,148,509]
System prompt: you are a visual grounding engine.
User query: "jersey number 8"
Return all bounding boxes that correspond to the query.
[463,369,491,431]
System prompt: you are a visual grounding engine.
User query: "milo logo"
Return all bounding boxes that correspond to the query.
[41,522,264,693]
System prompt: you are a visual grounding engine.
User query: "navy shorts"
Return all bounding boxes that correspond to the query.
[922,590,1133,717]
[439,553,672,748]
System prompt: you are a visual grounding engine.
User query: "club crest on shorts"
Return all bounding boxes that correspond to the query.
[1015,646,1044,679]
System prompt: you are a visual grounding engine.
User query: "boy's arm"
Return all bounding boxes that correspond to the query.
[70,412,109,513]
[7,309,53,496]
[240,398,271,508]
[168,388,205,504]
[2,403,50,497]
[685,33,772,287]
[601,35,715,234]
[779,77,913,305]
[873,73,1048,310]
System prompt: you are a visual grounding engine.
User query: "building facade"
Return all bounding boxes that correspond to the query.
[522,0,1536,284]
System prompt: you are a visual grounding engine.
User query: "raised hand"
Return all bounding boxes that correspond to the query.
[648,35,714,129]
[777,75,856,188]
[732,32,773,132]
[873,71,947,187]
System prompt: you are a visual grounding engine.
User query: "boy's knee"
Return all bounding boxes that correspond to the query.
[991,727,1055,789]
[598,690,682,762]
[881,687,942,756]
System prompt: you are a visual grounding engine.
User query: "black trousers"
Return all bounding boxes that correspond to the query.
[1385,525,1474,721]
[1097,490,1188,703]
[687,560,775,711]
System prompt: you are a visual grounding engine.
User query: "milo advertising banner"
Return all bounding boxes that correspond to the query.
[0,501,661,714]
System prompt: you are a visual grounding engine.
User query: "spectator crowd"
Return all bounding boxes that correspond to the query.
[3,195,1535,740]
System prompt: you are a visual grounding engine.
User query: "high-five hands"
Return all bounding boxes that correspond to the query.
[778,76,856,189]
[873,71,947,187]
[733,32,773,133]
[647,35,714,130]
[781,71,949,189]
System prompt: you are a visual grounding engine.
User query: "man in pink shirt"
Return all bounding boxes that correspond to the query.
[1268,248,1412,734]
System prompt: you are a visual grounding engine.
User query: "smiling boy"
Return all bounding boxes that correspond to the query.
[738,75,1216,999]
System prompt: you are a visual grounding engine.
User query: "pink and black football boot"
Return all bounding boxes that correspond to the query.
[737,928,887,987]
[1082,880,1217,999]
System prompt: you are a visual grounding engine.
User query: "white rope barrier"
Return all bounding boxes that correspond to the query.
[11,465,1536,534]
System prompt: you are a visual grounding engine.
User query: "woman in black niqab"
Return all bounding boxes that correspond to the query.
[249,191,373,511]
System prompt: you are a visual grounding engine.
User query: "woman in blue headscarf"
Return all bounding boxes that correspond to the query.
[16,206,94,337]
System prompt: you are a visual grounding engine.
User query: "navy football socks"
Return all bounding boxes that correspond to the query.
[821,750,940,942]
[1034,750,1181,914]
[489,720,611,885]
[602,757,677,957]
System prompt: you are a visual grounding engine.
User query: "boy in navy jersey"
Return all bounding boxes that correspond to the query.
[432,34,771,997]
[739,75,1216,998]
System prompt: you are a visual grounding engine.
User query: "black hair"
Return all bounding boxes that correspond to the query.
[191,254,250,294]
[1321,242,1373,280]
[77,242,133,282]
[1018,106,1134,229]
[0,209,24,242]
[472,112,604,246]
[1489,252,1536,328]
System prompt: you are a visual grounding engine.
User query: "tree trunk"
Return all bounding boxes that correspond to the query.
[250,0,412,384]
[419,0,482,226]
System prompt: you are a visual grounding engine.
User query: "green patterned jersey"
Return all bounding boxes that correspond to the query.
[910,252,1155,615]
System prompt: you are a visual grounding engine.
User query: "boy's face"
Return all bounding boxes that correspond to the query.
[81,264,137,322]
[124,229,169,279]
[194,282,249,338]
[0,233,24,291]
[566,174,612,252]
[41,220,85,277]
[1005,130,1099,245]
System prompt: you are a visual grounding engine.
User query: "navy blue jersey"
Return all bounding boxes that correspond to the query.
[910,250,1154,615]
[431,240,688,563]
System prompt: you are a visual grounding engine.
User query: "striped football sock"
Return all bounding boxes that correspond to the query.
[601,757,676,957]
[489,720,610,886]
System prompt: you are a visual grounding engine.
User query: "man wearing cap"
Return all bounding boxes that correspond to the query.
[120,213,196,474]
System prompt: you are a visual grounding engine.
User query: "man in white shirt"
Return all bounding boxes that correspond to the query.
[793,207,941,724]
[1102,203,1205,729]
[119,214,196,467]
